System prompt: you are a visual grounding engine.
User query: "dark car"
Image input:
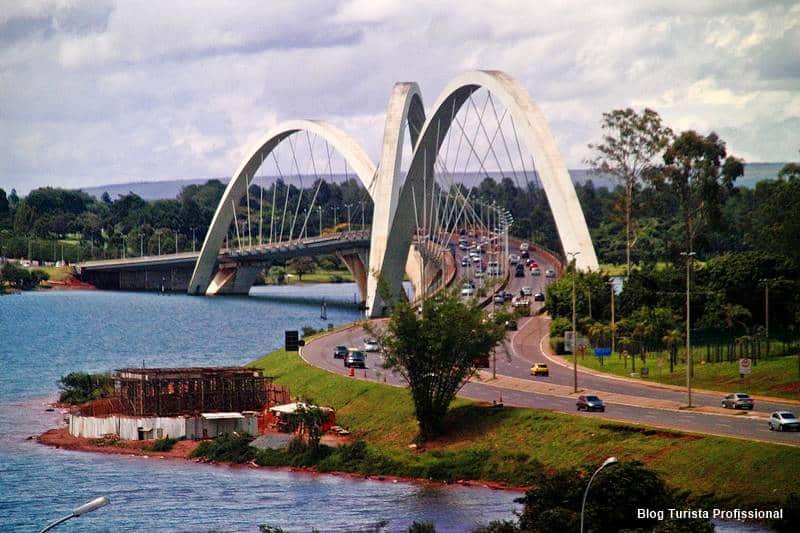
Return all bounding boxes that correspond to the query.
[520,250,530,259]
[504,291,513,302]
[505,319,518,331]
[576,395,605,412]
[461,257,470,267]
[345,350,366,369]
[721,393,754,410]
[515,264,525,277]
[333,345,348,359]
[533,292,545,302]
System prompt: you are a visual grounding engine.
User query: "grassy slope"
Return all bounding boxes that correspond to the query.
[566,352,800,400]
[35,266,74,282]
[251,348,800,505]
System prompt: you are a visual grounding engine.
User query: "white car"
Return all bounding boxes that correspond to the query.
[363,339,381,352]
[531,267,541,276]
[512,296,530,308]
[545,268,556,278]
[487,261,500,275]
[461,286,475,297]
[508,254,520,264]
[768,411,799,431]
[521,286,533,296]
[520,242,530,251]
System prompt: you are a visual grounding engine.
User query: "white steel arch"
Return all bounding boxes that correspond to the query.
[367,70,599,314]
[188,119,376,295]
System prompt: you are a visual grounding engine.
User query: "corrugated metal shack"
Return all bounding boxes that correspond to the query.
[68,367,291,440]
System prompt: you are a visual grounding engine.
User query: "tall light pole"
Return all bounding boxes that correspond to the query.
[139,233,144,257]
[680,251,696,408]
[318,205,323,236]
[608,278,616,355]
[122,236,127,259]
[174,231,179,253]
[580,457,618,533]
[40,496,109,533]
[331,205,339,227]
[759,278,770,339]
[157,232,161,256]
[190,227,197,252]
[567,251,581,393]
[360,200,366,230]
[345,203,352,232]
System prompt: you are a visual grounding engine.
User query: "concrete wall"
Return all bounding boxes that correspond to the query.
[69,414,258,440]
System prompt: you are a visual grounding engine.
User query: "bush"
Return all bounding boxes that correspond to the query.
[329,274,344,283]
[425,448,490,482]
[145,437,178,452]
[58,372,113,404]
[190,434,255,463]
[301,326,318,338]
[407,522,436,533]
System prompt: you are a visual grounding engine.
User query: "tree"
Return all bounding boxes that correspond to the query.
[663,329,683,372]
[660,131,743,259]
[288,256,316,280]
[586,108,673,275]
[380,293,505,440]
[268,266,286,284]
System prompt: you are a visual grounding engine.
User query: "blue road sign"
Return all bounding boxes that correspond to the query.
[594,347,612,357]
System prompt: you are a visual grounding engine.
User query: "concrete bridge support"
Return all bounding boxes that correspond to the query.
[206,264,266,295]
[336,250,369,305]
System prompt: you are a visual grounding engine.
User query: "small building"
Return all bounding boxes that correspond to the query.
[68,367,290,440]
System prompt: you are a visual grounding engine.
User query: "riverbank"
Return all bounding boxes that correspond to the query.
[249,347,800,509]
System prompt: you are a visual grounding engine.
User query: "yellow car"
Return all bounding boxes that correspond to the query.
[530,363,549,377]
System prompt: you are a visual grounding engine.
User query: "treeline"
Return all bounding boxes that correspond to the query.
[0,178,371,262]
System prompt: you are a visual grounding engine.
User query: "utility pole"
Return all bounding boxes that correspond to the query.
[157,232,161,256]
[567,251,580,393]
[680,251,696,408]
[345,204,352,232]
[191,227,197,252]
[608,279,616,354]
[175,231,179,253]
[139,234,144,257]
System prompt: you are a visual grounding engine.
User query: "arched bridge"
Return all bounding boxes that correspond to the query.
[78,70,599,317]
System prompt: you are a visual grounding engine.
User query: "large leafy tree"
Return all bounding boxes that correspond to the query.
[659,131,744,258]
[380,293,505,440]
[586,108,673,275]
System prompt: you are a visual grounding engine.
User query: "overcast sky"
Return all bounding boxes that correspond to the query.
[1,0,798,193]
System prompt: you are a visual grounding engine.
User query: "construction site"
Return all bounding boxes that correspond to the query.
[68,367,293,441]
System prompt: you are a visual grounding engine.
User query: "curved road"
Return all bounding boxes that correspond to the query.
[301,242,799,446]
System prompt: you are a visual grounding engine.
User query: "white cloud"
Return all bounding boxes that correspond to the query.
[1,0,799,193]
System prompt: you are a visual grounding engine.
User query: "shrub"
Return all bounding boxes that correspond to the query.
[57,372,113,404]
[301,326,318,338]
[190,434,255,463]
[407,522,436,533]
[145,437,178,452]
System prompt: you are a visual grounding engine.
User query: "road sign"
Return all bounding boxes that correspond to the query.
[564,332,589,353]
[739,358,752,375]
[594,347,612,357]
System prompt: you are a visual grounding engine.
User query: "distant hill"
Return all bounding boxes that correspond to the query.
[80,163,788,200]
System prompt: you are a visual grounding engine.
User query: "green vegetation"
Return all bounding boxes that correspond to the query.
[563,351,800,399]
[381,293,505,440]
[248,348,800,508]
[1,262,49,290]
[145,437,179,452]
[57,372,113,404]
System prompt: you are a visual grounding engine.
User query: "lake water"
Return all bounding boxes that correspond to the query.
[0,287,521,532]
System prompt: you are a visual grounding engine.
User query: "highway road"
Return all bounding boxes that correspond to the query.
[300,238,800,446]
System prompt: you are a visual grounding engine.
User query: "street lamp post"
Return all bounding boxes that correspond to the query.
[139,234,144,257]
[40,496,109,533]
[190,227,197,252]
[759,278,770,339]
[680,251,696,408]
[331,205,339,227]
[580,457,618,533]
[318,205,323,236]
[608,279,616,355]
[122,236,127,259]
[345,203,352,232]
[360,200,366,230]
[567,251,581,393]
[157,232,161,256]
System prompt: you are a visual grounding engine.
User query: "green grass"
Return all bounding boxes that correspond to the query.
[568,351,800,399]
[251,348,800,505]
[34,266,74,282]
[287,269,354,284]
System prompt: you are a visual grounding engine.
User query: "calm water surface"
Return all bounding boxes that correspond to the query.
[0,287,520,531]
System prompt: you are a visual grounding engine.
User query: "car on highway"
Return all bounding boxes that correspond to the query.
[461,285,475,297]
[533,292,545,302]
[515,264,525,277]
[576,394,605,412]
[333,345,348,359]
[505,319,518,331]
[512,296,530,308]
[520,242,529,251]
[768,411,799,431]
[508,254,520,264]
[472,255,482,264]
[531,267,541,276]
[545,268,556,278]
[530,363,549,376]
[721,393,754,410]
[363,339,381,352]
[487,261,500,275]
[344,350,366,369]
[461,256,470,267]
[526,258,537,266]
[493,293,505,305]
[503,291,514,302]
[520,250,530,260]
[521,286,533,296]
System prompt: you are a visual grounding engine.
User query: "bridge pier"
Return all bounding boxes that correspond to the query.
[205,263,266,295]
[336,250,368,307]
